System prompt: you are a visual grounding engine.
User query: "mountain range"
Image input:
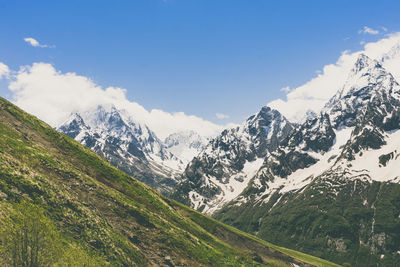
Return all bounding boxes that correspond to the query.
[171,106,293,214]
[55,51,400,266]
[58,104,208,194]
[208,54,400,266]
[0,96,341,266]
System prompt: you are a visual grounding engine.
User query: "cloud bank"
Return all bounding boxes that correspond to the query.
[24,37,54,48]
[269,32,400,122]
[9,63,228,139]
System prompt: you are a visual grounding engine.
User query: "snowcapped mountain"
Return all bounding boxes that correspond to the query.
[171,106,293,214]
[58,104,186,194]
[164,131,209,165]
[239,54,400,203]
[212,54,400,266]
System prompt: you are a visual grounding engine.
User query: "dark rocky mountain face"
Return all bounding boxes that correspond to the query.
[58,105,183,194]
[171,106,293,214]
[213,54,400,266]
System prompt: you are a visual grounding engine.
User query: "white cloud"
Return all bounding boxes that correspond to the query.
[382,27,388,32]
[0,62,9,79]
[269,32,400,122]
[24,37,54,48]
[216,113,229,119]
[8,63,228,139]
[280,86,291,93]
[359,26,380,35]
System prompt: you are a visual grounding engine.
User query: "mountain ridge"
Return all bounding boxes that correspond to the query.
[172,106,293,214]
[58,104,189,194]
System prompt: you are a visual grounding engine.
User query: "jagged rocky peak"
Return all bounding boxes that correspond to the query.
[254,54,400,187]
[284,112,335,152]
[243,106,293,155]
[221,52,400,215]
[207,106,293,159]
[57,104,184,194]
[58,112,89,140]
[324,53,400,128]
[68,105,169,158]
[353,53,380,72]
[171,105,293,214]
[252,112,336,185]
[81,104,124,129]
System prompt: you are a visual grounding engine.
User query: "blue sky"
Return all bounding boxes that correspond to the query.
[1,0,400,124]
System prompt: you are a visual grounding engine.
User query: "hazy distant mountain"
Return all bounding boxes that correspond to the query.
[164,130,209,166]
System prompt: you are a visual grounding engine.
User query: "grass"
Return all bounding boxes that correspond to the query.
[168,199,341,267]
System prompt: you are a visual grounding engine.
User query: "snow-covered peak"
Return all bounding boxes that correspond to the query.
[164,131,209,165]
[323,54,400,128]
[342,54,388,95]
[60,112,85,127]
[58,112,90,140]
[79,104,139,135]
[172,106,293,214]
[241,106,292,156]
[165,130,207,150]
[245,106,283,130]
[58,104,186,169]
[353,53,380,73]
[57,103,194,193]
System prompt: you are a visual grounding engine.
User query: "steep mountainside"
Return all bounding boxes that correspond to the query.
[214,54,400,266]
[172,106,293,214]
[0,97,339,266]
[58,105,184,194]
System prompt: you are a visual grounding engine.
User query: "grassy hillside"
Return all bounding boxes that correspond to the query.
[0,97,338,266]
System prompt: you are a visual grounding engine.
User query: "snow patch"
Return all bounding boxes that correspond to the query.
[259,127,353,203]
[202,158,264,215]
[348,129,400,182]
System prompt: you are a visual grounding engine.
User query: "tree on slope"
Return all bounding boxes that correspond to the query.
[0,201,62,267]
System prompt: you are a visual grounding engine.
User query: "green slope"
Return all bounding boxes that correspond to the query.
[0,97,338,266]
[214,178,400,267]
